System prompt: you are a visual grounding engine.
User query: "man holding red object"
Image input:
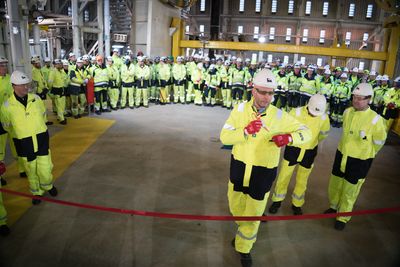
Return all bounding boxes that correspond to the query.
[220,69,312,267]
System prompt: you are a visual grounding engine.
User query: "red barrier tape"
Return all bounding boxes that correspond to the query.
[1,188,400,221]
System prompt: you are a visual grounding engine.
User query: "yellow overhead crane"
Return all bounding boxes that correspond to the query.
[171,15,400,135]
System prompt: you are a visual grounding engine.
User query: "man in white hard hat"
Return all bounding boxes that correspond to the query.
[324,83,387,230]
[134,56,151,108]
[331,73,351,127]
[172,56,187,104]
[0,71,59,205]
[220,69,311,267]
[372,74,390,116]
[269,94,330,215]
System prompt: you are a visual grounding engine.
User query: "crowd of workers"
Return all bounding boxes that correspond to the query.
[0,49,399,267]
[10,50,400,129]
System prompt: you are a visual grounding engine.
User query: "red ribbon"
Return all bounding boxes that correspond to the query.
[1,188,399,221]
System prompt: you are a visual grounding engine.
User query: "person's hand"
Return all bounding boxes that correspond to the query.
[0,161,6,176]
[244,119,262,135]
[271,134,293,147]
[387,102,396,109]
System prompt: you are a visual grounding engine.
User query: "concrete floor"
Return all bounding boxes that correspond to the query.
[0,103,399,267]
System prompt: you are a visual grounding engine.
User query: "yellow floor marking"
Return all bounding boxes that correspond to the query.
[2,116,115,225]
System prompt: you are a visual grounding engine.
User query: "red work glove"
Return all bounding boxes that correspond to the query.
[387,102,396,109]
[272,134,293,147]
[244,119,263,135]
[0,161,6,176]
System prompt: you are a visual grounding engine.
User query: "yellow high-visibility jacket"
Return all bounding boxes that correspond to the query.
[220,99,312,168]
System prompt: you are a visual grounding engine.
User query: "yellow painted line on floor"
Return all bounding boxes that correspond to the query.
[2,116,115,225]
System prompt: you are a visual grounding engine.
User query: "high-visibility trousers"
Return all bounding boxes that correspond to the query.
[228,181,269,254]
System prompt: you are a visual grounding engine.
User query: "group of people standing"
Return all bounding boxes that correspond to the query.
[220,68,390,267]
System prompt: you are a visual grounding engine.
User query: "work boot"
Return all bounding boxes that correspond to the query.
[239,253,252,267]
[45,121,54,126]
[74,115,79,119]
[95,110,101,115]
[292,205,303,215]
[60,119,67,125]
[268,201,281,214]
[0,177,6,186]
[323,208,337,214]
[0,225,10,236]
[32,196,42,205]
[334,220,346,231]
[48,186,58,197]
[231,238,252,267]
[19,172,27,178]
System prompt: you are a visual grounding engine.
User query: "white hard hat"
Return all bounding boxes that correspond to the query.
[231,56,237,61]
[197,62,203,69]
[177,56,183,62]
[193,54,199,59]
[54,59,62,64]
[113,48,119,52]
[294,63,301,69]
[106,56,113,62]
[204,57,210,62]
[369,70,376,76]
[324,69,331,75]
[340,73,348,78]
[76,57,83,64]
[44,57,51,62]
[68,52,75,58]
[253,69,277,89]
[307,94,327,116]
[381,75,389,81]
[124,55,131,61]
[394,76,400,83]
[62,59,69,66]
[224,60,230,66]
[376,75,382,81]
[10,70,31,85]
[137,56,143,62]
[324,64,330,70]
[0,57,8,64]
[343,67,349,72]
[307,65,314,71]
[352,67,359,72]
[245,58,251,62]
[353,83,373,97]
[82,55,89,61]
[209,64,215,70]
[236,58,242,63]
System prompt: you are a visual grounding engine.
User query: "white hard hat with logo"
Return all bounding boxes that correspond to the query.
[0,57,8,64]
[253,69,277,89]
[353,83,373,97]
[10,70,31,85]
[308,94,327,116]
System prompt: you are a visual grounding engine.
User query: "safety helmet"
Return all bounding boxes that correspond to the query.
[160,56,166,61]
[307,94,327,116]
[106,56,113,62]
[381,75,389,81]
[204,57,210,62]
[208,64,215,70]
[394,76,400,83]
[96,55,104,61]
[68,52,75,58]
[216,57,222,62]
[10,70,31,85]
[231,56,237,61]
[54,59,62,64]
[0,57,8,64]
[294,63,300,69]
[376,75,382,81]
[124,55,131,61]
[307,65,314,71]
[340,73,348,79]
[224,60,230,66]
[0,161,5,176]
[352,83,373,97]
[324,64,330,70]
[177,56,183,62]
[352,67,359,72]
[31,55,40,64]
[343,67,349,72]
[245,58,251,63]
[324,69,331,75]
[82,55,89,61]
[253,69,277,89]
[76,57,83,64]
[251,60,257,65]
[264,63,271,69]
[62,59,69,66]
[44,57,51,62]
[113,48,119,52]
[236,58,242,63]
[137,56,144,62]
[197,62,203,69]
[369,70,376,76]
